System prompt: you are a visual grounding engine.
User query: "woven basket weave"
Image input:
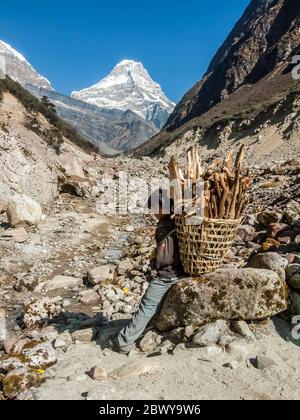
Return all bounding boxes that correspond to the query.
[175,216,240,276]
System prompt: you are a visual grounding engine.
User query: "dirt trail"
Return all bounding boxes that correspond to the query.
[35,318,300,401]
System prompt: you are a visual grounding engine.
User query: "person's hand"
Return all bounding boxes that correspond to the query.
[149,249,157,270]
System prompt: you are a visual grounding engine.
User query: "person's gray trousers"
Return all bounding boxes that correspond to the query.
[117,276,181,351]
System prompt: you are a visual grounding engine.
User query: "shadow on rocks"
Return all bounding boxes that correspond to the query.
[48,312,129,350]
[272,316,300,348]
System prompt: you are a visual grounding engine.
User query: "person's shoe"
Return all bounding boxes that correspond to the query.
[127,346,142,358]
[107,337,133,355]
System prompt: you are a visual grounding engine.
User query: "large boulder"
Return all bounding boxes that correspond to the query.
[156,268,288,332]
[7,195,42,228]
[58,157,98,198]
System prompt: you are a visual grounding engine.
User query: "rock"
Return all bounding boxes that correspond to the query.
[244,214,256,226]
[40,326,59,343]
[3,368,44,399]
[158,340,175,355]
[267,223,290,239]
[122,304,134,314]
[87,265,116,285]
[226,340,249,364]
[7,195,42,228]
[285,200,300,227]
[11,338,31,354]
[110,359,158,380]
[0,227,28,243]
[0,308,6,318]
[255,355,277,370]
[23,297,61,328]
[59,157,85,179]
[88,366,108,381]
[248,253,288,279]
[156,269,288,331]
[231,321,256,341]
[237,225,256,242]
[54,331,72,350]
[15,276,38,292]
[139,331,163,353]
[15,390,35,400]
[286,265,300,290]
[277,231,294,245]
[165,327,186,344]
[27,330,41,340]
[257,210,282,227]
[1,341,57,373]
[261,238,281,252]
[80,290,100,306]
[193,320,228,347]
[290,292,300,315]
[43,276,83,292]
[58,158,98,198]
[0,199,8,214]
[184,325,196,339]
[253,231,267,244]
[117,259,134,275]
[1,356,28,372]
[295,235,300,244]
[3,338,17,354]
[218,335,236,347]
[71,328,96,343]
[21,342,57,369]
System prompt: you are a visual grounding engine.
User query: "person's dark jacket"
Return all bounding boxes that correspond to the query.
[155,217,184,279]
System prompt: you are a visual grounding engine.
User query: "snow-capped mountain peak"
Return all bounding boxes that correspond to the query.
[0,40,27,63]
[0,40,52,90]
[71,60,175,128]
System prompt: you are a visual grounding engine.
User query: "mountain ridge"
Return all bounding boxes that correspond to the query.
[164,0,300,132]
[0,40,52,91]
[134,0,300,163]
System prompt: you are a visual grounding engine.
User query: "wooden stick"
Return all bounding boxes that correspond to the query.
[235,145,245,171]
[213,172,222,200]
[225,151,234,174]
[212,194,218,218]
[219,173,229,219]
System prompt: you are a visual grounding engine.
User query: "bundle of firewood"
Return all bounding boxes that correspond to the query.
[169,146,251,220]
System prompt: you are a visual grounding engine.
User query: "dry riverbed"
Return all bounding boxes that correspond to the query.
[1,181,300,400]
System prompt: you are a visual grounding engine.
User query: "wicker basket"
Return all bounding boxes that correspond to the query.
[175,216,240,276]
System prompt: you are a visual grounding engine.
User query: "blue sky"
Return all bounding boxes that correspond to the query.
[0,0,250,102]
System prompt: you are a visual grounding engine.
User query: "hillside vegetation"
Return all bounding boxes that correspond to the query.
[0,76,97,153]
